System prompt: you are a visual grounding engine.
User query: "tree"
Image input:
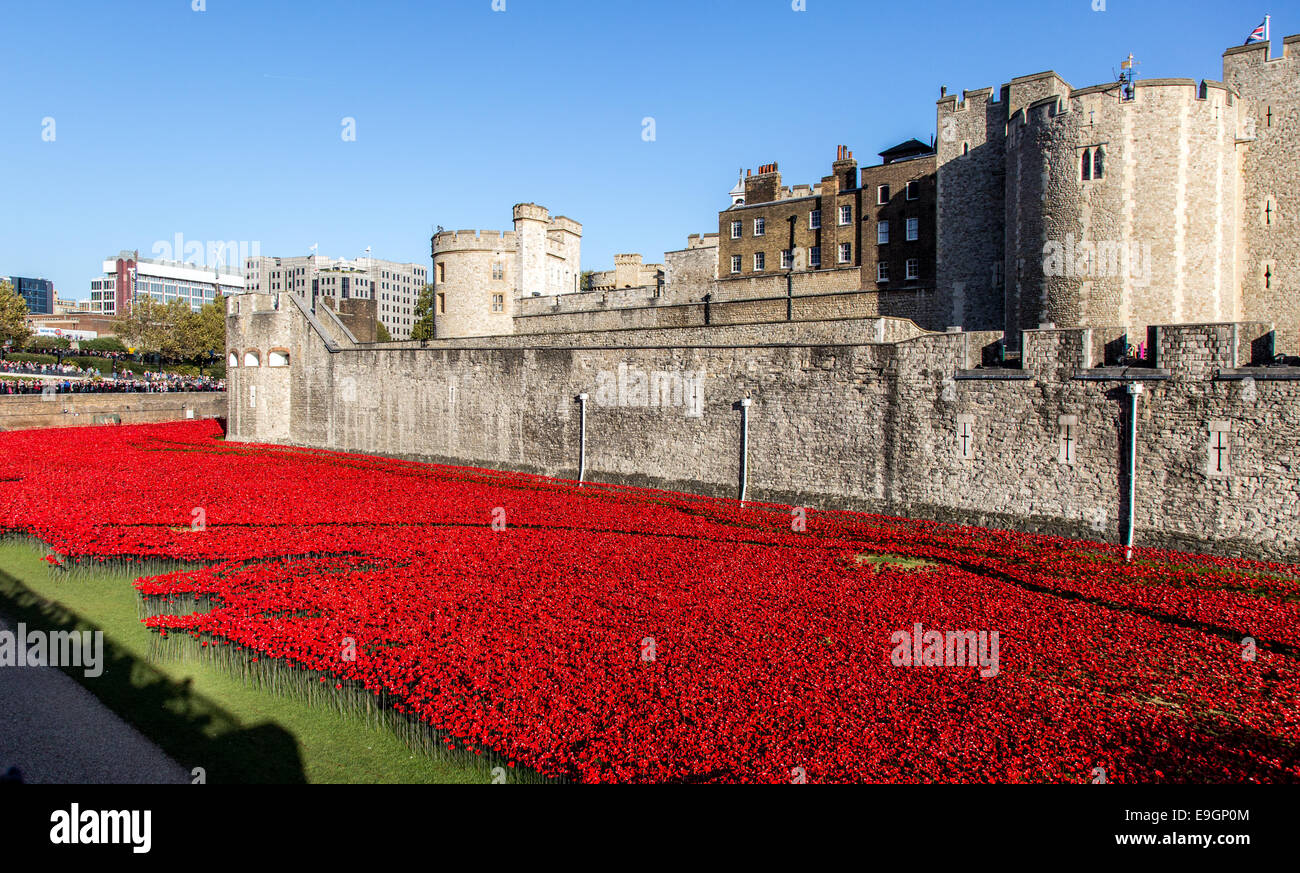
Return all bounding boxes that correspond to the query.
[81,336,128,353]
[0,280,32,349]
[191,293,226,358]
[579,270,596,292]
[160,298,196,359]
[375,321,393,343]
[410,283,436,340]
[115,295,169,355]
[26,335,71,351]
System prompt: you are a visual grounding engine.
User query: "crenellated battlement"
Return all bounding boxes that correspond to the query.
[1223,32,1300,69]
[937,85,998,114]
[513,202,551,223]
[432,229,518,252]
[1007,78,1238,136]
[549,215,582,235]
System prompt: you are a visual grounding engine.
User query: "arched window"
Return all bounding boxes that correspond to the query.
[1092,146,1105,180]
[268,350,289,368]
[1081,149,1092,181]
[227,351,238,368]
[244,351,260,367]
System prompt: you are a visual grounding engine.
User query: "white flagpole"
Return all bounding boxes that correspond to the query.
[1266,14,1270,42]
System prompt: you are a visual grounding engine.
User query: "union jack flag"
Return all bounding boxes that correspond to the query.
[1244,17,1269,45]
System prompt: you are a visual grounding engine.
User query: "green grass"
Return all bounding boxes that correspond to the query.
[0,540,491,784]
[854,553,937,570]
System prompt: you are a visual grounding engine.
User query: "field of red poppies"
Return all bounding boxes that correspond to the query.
[0,420,1296,783]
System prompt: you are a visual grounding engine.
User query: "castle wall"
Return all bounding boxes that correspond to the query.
[663,238,718,301]
[511,287,947,335]
[936,87,1007,333]
[1223,37,1300,352]
[355,316,928,351]
[515,203,551,298]
[431,230,517,338]
[228,291,1300,562]
[1006,81,1240,339]
[0,392,225,432]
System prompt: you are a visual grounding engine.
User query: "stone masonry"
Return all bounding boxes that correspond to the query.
[227,290,1300,563]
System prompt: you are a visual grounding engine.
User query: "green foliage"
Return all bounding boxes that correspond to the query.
[111,293,225,362]
[410,283,436,341]
[80,336,129,353]
[5,352,57,365]
[25,335,71,350]
[375,321,393,343]
[0,280,32,348]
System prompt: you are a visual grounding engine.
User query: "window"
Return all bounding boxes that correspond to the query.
[877,185,890,204]
[437,263,445,283]
[753,252,765,271]
[906,180,920,201]
[731,255,742,274]
[878,221,890,244]
[492,261,504,280]
[268,350,289,367]
[731,220,743,239]
[491,293,504,312]
[753,218,766,237]
[1092,146,1105,179]
[227,351,238,368]
[906,218,919,241]
[437,293,445,314]
[244,351,260,367]
[906,258,920,280]
[809,209,821,229]
[809,246,821,268]
[838,243,851,264]
[877,262,890,282]
[839,205,852,225]
[780,249,792,269]
[1081,149,1092,181]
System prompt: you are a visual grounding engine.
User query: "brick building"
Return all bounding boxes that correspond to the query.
[716,141,936,295]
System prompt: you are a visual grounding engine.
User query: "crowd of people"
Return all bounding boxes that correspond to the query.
[0,359,95,378]
[1,375,224,395]
[0,357,224,395]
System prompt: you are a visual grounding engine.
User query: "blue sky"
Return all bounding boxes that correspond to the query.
[1,0,1293,299]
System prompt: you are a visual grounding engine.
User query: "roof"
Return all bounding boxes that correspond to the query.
[879,139,936,162]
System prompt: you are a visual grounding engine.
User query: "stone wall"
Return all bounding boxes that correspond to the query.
[352,316,928,351]
[663,236,718,301]
[1005,80,1240,338]
[512,287,947,335]
[0,392,225,432]
[227,291,1300,562]
[1223,37,1300,353]
[938,40,1300,353]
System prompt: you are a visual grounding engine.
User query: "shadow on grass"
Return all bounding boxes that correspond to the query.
[0,565,307,784]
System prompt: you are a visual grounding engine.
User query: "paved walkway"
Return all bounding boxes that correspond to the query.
[0,613,189,784]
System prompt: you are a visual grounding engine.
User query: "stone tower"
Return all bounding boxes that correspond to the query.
[1223,35,1300,352]
[513,203,551,298]
[936,35,1300,352]
[429,204,582,338]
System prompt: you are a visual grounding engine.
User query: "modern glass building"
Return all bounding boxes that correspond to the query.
[2,276,55,314]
